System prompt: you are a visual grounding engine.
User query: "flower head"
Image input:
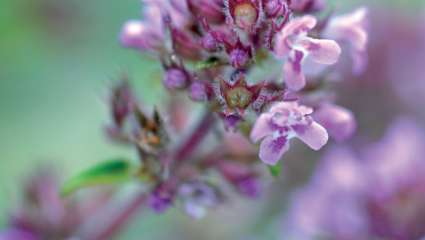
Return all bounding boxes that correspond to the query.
[274,15,341,91]
[250,101,328,165]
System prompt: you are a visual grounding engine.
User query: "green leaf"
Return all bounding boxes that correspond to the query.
[61,159,137,197]
[195,57,223,70]
[268,163,282,177]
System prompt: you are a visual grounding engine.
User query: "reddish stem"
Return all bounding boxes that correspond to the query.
[174,110,216,162]
[86,111,216,239]
[92,192,147,240]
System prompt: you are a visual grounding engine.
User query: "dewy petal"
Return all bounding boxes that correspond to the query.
[301,38,341,65]
[284,50,306,91]
[259,135,289,165]
[294,122,329,150]
[250,113,274,142]
[313,104,357,142]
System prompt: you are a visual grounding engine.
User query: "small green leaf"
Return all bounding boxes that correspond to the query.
[195,57,223,70]
[268,163,282,177]
[61,159,137,196]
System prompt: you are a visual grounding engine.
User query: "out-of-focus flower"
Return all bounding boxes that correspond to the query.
[119,1,164,51]
[274,15,341,91]
[250,101,328,165]
[283,119,425,240]
[0,169,111,240]
[178,181,221,219]
[313,103,357,142]
[323,7,369,74]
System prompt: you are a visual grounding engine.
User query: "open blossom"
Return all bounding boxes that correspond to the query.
[274,15,341,91]
[323,7,369,74]
[250,101,328,165]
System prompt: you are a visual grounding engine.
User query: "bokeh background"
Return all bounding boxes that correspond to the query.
[1,0,424,239]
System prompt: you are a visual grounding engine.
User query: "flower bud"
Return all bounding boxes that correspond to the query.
[264,0,288,18]
[190,81,211,102]
[163,68,190,90]
[201,32,220,52]
[120,20,162,51]
[229,48,251,69]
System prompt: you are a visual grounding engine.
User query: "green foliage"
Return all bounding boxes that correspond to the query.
[61,158,138,196]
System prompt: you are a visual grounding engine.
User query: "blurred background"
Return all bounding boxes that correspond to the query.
[1,0,424,239]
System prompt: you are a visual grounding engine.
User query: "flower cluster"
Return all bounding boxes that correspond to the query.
[120,0,367,166]
[108,0,370,217]
[283,119,425,240]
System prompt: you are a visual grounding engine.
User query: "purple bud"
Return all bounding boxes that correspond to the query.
[120,20,162,51]
[149,185,174,213]
[229,48,250,69]
[163,68,190,90]
[190,81,210,101]
[237,177,261,199]
[264,0,287,18]
[201,32,220,52]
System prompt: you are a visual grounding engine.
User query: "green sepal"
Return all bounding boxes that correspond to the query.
[268,163,282,177]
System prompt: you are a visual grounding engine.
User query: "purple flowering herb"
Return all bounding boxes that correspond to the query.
[55,0,370,237]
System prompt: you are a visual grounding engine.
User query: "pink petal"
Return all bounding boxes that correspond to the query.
[324,7,369,74]
[274,15,317,57]
[250,113,274,142]
[284,50,306,91]
[313,104,357,142]
[259,135,290,165]
[301,38,341,65]
[294,122,329,150]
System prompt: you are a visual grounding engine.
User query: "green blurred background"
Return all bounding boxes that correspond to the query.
[0,0,424,239]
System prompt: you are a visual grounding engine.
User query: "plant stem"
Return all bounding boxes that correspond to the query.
[85,111,215,239]
[91,192,148,240]
[174,110,216,162]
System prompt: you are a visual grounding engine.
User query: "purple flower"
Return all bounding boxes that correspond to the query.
[148,183,175,213]
[119,1,164,51]
[163,68,190,90]
[284,118,425,240]
[323,7,369,74]
[313,103,357,142]
[274,15,341,91]
[250,101,328,165]
[178,181,221,219]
